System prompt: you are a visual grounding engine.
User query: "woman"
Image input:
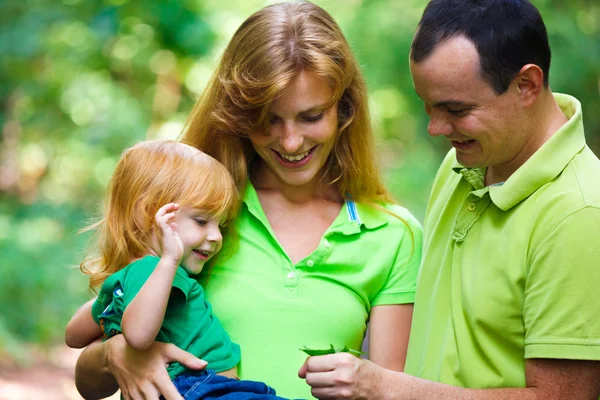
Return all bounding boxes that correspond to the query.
[73,2,422,399]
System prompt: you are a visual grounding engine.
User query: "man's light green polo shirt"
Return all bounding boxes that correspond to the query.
[405,94,600,388]
[199,183,422,399]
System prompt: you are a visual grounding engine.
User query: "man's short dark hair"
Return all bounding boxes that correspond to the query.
[410,0,551,94]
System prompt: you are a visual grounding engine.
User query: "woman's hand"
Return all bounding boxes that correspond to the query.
[105,334,207,400]
[298,353,386,399]
[155,203,184,264]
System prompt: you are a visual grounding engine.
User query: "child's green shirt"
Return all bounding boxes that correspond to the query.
[92,255,240,379]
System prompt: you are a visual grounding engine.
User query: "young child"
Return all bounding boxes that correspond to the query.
[65,140,287,399]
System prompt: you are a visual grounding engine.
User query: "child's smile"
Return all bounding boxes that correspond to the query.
[175,206,223,275]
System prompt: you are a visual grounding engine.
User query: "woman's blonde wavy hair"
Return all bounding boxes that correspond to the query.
[80,140,239,291]
[181,1,394,205]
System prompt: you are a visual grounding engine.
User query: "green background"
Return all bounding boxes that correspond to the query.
[0,0,598,359]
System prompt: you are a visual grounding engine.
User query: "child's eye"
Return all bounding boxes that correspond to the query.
[194,219,208,226]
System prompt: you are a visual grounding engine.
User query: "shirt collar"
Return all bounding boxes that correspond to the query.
[452,93,585,211]
[242,181,388,235]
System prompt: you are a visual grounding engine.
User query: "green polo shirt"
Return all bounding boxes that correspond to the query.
[199,182,422,398]
[91,256,240,379]
[405,94,600,388]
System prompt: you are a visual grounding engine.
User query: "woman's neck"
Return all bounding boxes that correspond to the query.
[251,163,341,204]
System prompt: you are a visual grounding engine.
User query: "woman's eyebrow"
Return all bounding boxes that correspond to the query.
[269,104,328,116]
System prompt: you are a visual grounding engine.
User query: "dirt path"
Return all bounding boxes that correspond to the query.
[0,345,119,400]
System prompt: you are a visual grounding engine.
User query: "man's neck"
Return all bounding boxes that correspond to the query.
[485,92,568,186]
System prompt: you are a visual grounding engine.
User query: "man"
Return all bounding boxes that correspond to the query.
[299,1,600,398]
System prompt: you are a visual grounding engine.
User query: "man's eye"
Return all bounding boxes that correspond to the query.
[302,113,324,122]
[447,108,467,116]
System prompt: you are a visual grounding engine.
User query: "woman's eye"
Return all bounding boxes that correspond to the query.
[302,113,323,122]
[268,115,280,125]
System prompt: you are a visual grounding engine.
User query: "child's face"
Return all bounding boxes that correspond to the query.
[174,206,224,275]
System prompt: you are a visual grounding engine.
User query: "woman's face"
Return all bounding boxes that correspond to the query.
[248,70,339,189]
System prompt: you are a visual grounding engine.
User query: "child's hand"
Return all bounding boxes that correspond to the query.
[155,203,184,265]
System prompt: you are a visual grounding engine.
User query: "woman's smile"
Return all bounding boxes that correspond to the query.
[271,146,317,168]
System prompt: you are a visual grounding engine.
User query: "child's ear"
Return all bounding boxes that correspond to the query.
[148,227,162,257]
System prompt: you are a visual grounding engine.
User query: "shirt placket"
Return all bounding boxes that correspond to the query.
[285,237,334,299]
[452,191,492,243]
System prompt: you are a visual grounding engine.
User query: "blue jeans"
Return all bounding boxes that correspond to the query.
[162,370,291,400]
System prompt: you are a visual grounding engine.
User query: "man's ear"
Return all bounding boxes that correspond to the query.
[515,64,544,107]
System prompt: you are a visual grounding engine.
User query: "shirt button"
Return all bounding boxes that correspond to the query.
[306,260,315,267]
[323,239,331,248]
[467,203,477,211]
[287,272,296,279]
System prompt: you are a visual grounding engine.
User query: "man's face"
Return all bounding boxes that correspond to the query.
[410,36,527,172]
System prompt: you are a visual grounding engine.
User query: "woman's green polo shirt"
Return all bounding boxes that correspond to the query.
[199,182,423,399]
[405,94,600,388]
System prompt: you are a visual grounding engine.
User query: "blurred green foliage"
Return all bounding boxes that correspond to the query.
[0,0,598,358]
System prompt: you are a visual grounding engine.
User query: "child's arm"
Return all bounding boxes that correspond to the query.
[65,298,103,348]
[122,203,183,350]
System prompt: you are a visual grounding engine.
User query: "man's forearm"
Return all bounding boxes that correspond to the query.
[75,340,119,399]
[380,371,540,400]
[381,358,600,400]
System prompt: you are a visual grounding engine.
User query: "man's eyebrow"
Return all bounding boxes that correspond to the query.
[412,89,474,108]
[432,100,473,108]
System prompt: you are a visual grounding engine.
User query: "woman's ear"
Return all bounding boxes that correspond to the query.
[337,92,354,131]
